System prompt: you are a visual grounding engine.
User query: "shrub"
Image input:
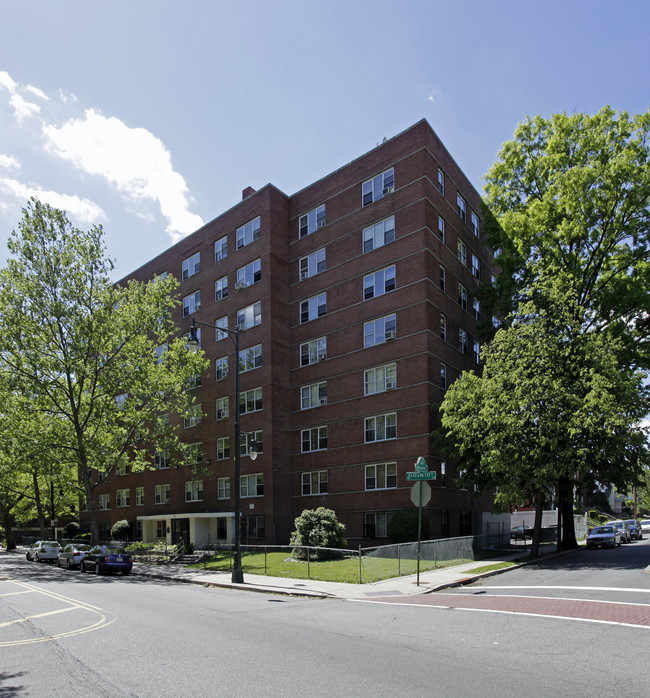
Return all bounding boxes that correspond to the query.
[290,507,347,560]
[62,521,80,539]
[387,508,430,543]
[111,519,131,541]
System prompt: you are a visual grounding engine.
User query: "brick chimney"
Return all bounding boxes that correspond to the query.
[242,186,256,200]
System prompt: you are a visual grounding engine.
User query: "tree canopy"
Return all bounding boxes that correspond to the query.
[0,199,207,542]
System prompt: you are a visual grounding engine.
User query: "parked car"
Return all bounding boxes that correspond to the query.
[640,520,650,535]
[624,519,643,540]
[510,525,533,540]
[609,520,631,543]
[586,525,621,549]
[26,540,62,562]
[80,546,133,576]
[57,543,92,570]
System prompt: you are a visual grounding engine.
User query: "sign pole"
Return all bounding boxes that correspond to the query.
[416,483,422,586]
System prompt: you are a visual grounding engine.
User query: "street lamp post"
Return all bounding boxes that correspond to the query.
[187,318,257,584]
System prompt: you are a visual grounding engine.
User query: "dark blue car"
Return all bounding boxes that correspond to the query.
[80,545,133,576]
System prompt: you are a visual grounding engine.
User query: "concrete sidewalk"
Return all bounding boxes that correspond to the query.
[131,554,525,599]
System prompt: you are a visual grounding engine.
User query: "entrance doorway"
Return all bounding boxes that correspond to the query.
[171,518,190,547]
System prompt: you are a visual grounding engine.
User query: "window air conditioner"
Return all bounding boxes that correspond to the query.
[383,186,394,195]
[385,330,396,341]
[386,381,396,390]
[235,280,246,291]
[319,398,327,405]
[300,269,309,280]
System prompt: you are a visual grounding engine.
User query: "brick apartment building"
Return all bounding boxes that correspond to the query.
[85,119,496,547]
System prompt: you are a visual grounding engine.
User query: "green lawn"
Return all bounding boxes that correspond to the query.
[189,551,472,584]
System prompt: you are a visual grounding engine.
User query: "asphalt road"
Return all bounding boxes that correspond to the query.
[2,542,649,698]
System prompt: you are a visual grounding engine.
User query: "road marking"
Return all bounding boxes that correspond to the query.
[463,586,650,593]
[0,577,116,647]
[0,590,36,598]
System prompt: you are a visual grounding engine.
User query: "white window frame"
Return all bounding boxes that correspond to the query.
[458,283,468,310]
[301,426,327,452]
[365,413,397,443]
[362,216,395,253]
[364,314,396,347]
[459,329,468,355]
[236,216,261,249]
[300,337,327,366]
[365,462,397,491]
[299,204,326,238]
[438,216,445,243]
[300,293,327,323]
[154,484,171,505]
[214,275,228,302]
[182,252,200,280]
[184,404,202,428]
[364,363,397,395]
[236,259,261,288]
[237,301,262,330]
[441,362,447,390]
[214,235,227,262]
[301,381,327,409]
[240,473,264,498]
[471,254,480,279]
[239,344,262,372]
[215,356,229,381]
[471,211,480,237]
[216,396,229,420]
[135,487,144,506]
[240,430,263,457]
[116,489,130,507]
[437,168,444,196]
[98,493,110,511]
[457,239,467,266]
[302,470,328,495]
[217,437,230,460]
[183,290,201,317]
[457,193,466,222]
[218,477,230,500]
[299,248,326,280]
[473,341,481,364]
[440,314,447,341]
[439,265,446,292]
[240,387,262,415]
[154,450,170,470]
[473,298,481,321]
[184,442,203,464]
[363,265,395,300]
[362,168,394,206]
[185,480,204,502]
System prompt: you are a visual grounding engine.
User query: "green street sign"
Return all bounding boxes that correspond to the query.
[406,471,437,481]
[415,457,428,473]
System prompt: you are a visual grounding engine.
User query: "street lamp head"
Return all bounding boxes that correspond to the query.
[249,438,258,461]
[187,319,200,354]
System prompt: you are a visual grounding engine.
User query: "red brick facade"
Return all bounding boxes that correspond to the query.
[85,119,495,547]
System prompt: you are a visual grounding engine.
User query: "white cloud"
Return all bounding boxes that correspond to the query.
[0,70,43,122]
[0,155,21,173]
[43,108,204,241]
[0,176,106,224]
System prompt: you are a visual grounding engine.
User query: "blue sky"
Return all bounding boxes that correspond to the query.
[1,0,648,279]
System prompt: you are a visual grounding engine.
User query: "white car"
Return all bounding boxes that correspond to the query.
[640,520,650,535]
[586,525,621,549]
[27,540,62,562]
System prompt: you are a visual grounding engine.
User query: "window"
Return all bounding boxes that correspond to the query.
[457,193,466,222]
[217,437,230,460]
[236,216,261,249]
[441,509,449,535]
[362,168,394,206]
[364,265,395,300]
[240,387,262,415]
[457,240,467,266]
[471,211,480,237]
[184,404,202,428]
[155,484,171,505]
[459,329,468,355]
[154,450,170,470]
[302,426,327,452]
[214,235,227,262]
[473,340,481,364]
[237,259,261,288]
[215,356,229,381]
[239,344,262,372]
[186,374,202,390]
[240,430,263,457]
[240,473,264,498]
[156,520,166,538]
[185,481,203,502]
[98,493,110,511]
[440,461,447,487]
[299,248,326,280]
[214,315,228,341]
[437,168,444,195]
[241,515,265,538]
[471,254,480,279]
[302,470,328,495]
[458,283,467,310]
[182,252,200,280]
[301,381,327,409]
[183,291,201,317]
[364,314,396,347]
[460,511,472,536]
[363,216,395,253]
[364,512,391,538]
[439,265,446,292]
[217,477,230,500]
[440,314,447,341]
[216,396,229,420]
[365,462,397,490]
[135,487,144,506]
[472,298,481,321]
[299,204,326,238]
[116,489,130,507]
[438,216,445,243]
[214,276,228,302]
[237,301,262,330]
[300,337,327,366]
[364,363,396,394]
[300,293,327,323]
[441,362,447,390]
[154,343,167,364]
[365,413,397,442]
[184,442,203,465]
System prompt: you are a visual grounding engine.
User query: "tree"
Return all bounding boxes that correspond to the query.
[387,507,430,544]
[290,507,348,560]
[441,289,649,556]
[0,199,207,543]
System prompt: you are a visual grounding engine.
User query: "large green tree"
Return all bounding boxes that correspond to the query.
[483,107,650,367]
[0,199,207,542]
[441,289,649,555]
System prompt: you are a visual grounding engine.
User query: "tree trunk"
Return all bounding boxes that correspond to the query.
[529,491,545,558]
[558,476,578,550]
[32,470,47,538]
